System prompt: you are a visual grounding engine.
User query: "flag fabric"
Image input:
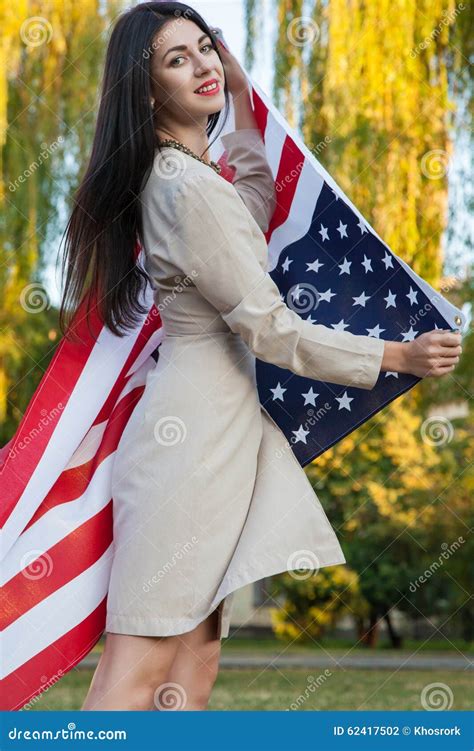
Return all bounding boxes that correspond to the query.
[0,59,465,709]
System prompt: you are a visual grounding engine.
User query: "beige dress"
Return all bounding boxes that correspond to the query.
[105,128,385,639]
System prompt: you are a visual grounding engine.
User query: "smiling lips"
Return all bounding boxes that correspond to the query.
[194,80,220,96]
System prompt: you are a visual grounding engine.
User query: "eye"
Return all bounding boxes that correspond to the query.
[170,55,185,67]
[201,43,212,53]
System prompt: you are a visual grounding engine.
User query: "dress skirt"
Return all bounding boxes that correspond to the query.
[106,327,346,640]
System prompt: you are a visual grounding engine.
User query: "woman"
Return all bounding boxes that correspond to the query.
[59,2,462,711]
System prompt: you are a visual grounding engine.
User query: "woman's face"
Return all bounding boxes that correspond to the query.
[150,19,225,127]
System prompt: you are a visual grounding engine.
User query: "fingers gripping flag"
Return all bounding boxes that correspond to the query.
[0,46,465,709]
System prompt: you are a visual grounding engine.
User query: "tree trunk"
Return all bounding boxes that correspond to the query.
[359,612,380,647]
[384,610,403,648]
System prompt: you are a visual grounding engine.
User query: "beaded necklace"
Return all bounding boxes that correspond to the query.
[157,138,222,175]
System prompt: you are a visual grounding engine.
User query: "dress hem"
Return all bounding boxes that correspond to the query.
[105,550,346,640]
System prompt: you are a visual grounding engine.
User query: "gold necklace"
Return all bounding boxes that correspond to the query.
[157,138,222,175]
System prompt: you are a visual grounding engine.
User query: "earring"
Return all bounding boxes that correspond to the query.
[150,98,155,108]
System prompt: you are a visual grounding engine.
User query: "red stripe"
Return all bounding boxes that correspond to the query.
[1,502,112,628]
[93,305,161,426]
[1,598,107,711]
[23,385,144,529]
[267,134,305,238]
[251,89,270,133]
[0,296,103,512]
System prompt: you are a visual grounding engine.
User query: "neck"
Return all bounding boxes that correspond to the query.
[155,125,211,164]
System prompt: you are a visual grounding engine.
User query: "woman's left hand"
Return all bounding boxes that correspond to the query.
[211,28,248,97]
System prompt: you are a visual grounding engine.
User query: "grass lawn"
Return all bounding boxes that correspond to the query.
[24,668,472,711]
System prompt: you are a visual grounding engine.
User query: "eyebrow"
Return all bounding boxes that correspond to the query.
[162,33,211,62]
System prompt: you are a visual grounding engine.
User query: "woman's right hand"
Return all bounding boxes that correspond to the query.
[402,329,463,378]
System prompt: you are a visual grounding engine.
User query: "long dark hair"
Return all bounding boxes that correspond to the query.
[58,1,230,342]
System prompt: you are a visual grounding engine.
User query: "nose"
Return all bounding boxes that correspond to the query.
[194,52,213,76]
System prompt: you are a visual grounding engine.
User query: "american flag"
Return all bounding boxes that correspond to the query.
[0,63,464,709]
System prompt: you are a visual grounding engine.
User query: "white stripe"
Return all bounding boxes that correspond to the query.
[125,324,165,378]
[66,361,154,470]
[1,453,116,586]
[2,546,113,678]
[65,422,108,470]
[261,106,288,184]
[0,271,154,563]
[3,359,150,585]
[267,159,324,272]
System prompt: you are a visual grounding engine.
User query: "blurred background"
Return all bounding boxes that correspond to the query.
[1,0,473,711]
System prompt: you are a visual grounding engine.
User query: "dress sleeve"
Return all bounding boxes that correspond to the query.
[219,128,276,233]
[171,172,385,390]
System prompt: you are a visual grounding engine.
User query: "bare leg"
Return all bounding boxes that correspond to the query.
[81,632,181,711]
[157,606,222,711]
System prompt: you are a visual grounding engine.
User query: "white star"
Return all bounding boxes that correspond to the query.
[357,218,368,234]
[302,387,319,406]
[306,314,317,323]
[306,258,324,273]
[406,286,419,305]
[318,224,329,241]
[281,256,293,273]
[352,291,371,307]
[361,254,373,273]
[336,220,348,239]
[330,187,340,201]
[270,382,287,401]
[384,290,397,308]
[401,326,418,342]
[292,424,310,444]
[331,319,350,331]
[318,288,336,303]
[291,285,302,301]
[335,391,354,411]
[366,323,386,338]
[338,257,352,275]
[385,371,399,378]
[381,252,394,269]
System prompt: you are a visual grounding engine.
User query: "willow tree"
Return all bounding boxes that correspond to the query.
[246,0,472,644]
[0,0,121,440]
